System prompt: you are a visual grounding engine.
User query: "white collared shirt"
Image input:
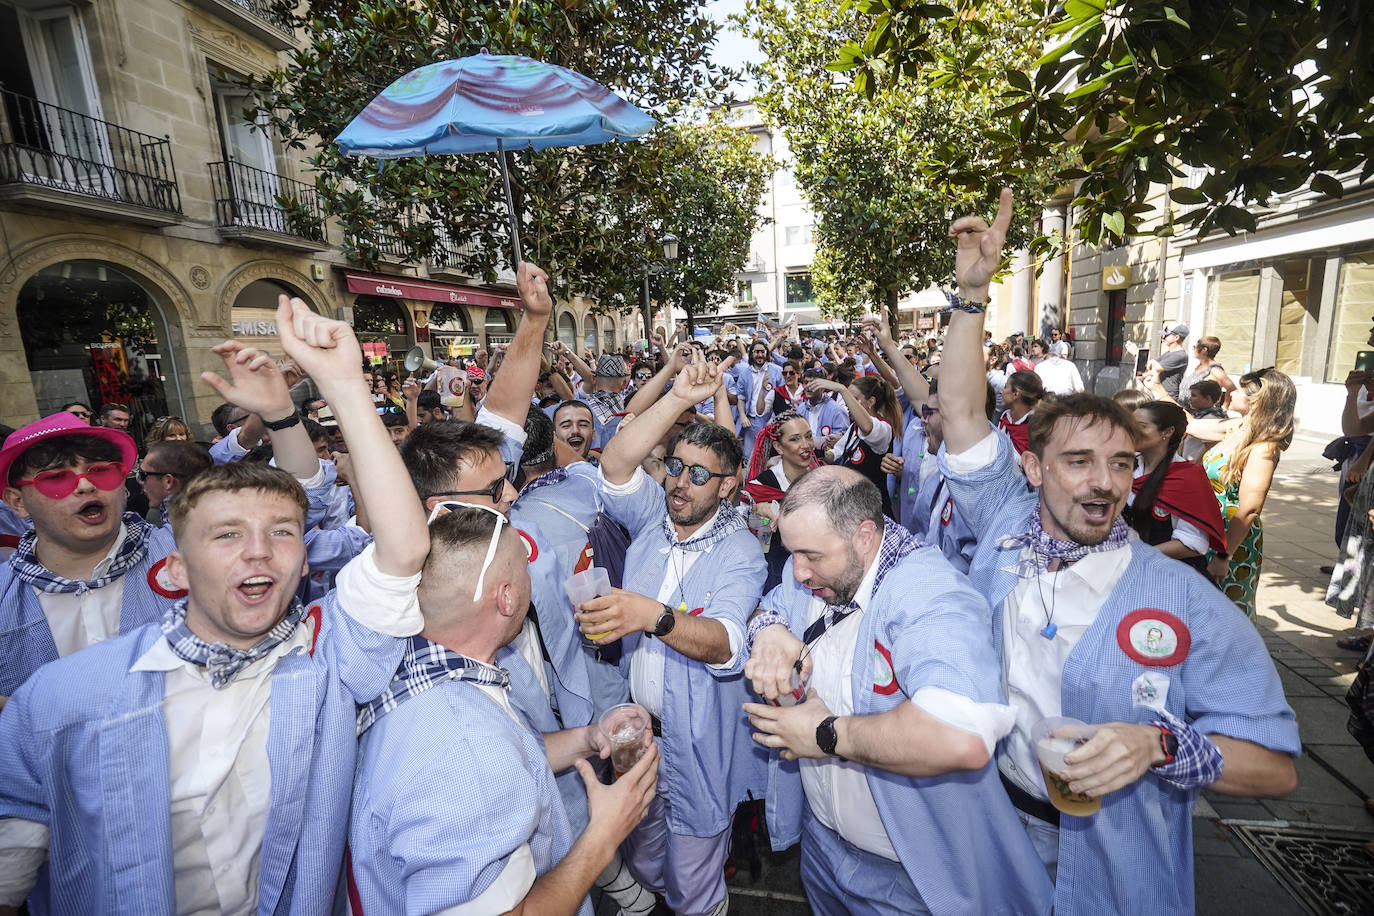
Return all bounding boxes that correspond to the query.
[800,551,1016,861]
[35,523,130,658]
[945,432,1134,800]
[599,468,744,718]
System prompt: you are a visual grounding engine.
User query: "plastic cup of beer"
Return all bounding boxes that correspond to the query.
[598,703,651,778]
[1032,716,1101,816]
[437,366,466,409]
[567,567,611,642]
[766,669,808,707]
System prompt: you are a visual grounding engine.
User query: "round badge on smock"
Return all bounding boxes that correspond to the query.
[1116,608,1190,667]
[515,528,538,563]
[146,557,188,599]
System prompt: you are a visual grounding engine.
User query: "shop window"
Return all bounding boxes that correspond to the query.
[1328,249,1374,382]
[1205,269,1261,373]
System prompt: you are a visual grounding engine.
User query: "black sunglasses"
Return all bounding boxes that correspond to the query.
[664,456,730,486]
[136,467,185,482]
[426,475,507,503]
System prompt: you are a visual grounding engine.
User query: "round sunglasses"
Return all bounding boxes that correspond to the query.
[16,462,127,499]
[664,456,729,486]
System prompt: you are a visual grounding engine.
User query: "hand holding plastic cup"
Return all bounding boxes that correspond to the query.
[598,703,652,778]
[747,511,773,551]
[1032,716,1102,816]
[566,567,611,641]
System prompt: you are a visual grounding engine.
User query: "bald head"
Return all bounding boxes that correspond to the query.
[778,465,883,541]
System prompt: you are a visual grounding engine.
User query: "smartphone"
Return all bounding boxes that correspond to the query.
[1134,348,1151,375]
[1356,350,1374,372]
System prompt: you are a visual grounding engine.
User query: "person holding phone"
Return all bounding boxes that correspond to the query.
[1329,322,1374,653]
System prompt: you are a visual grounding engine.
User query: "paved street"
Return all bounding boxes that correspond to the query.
[687,437,1374,916]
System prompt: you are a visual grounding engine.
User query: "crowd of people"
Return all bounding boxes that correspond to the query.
[0,189,1312,916]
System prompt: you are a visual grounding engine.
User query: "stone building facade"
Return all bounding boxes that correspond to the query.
[0,0,622,438]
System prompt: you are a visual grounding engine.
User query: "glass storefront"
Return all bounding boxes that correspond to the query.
[1328,249,1374,382]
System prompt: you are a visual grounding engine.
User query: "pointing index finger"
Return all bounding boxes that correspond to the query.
[991,186,1014,236]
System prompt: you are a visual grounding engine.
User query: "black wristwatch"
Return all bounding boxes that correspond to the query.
[262,411,302,431]
[1152,723,1178,767]
[816,715,845,761]
[651,602,677,638]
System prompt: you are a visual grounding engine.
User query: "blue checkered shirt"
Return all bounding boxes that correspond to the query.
[10,512,152,594]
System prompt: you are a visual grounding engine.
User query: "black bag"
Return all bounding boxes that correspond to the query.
[585,511,632,665]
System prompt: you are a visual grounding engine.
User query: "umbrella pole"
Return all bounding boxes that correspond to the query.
[497,138,523,268]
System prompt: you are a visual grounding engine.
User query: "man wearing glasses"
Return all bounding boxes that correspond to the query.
[137,441,213,527]
[575,355,767,916]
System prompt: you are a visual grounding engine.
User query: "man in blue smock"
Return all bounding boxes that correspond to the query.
[574,353,767,916]
[349,504,658,915]
[730,339,785,459]
[741,466,1054,915]
[935,189,1299,915]
[0,301,428,915]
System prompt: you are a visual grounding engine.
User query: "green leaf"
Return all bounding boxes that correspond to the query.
[1168,187,1206,204]
[1102,210,1125,238]
[1310,173,1345,198]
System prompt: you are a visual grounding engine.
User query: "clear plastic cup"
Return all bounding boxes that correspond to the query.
[1032,716,1101,816]
[566,567,612,642]
[437,366,466,408]
[598,703,651,777]
[747,512,773,552]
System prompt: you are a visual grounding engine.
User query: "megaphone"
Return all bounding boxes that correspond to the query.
[403,346,438,374]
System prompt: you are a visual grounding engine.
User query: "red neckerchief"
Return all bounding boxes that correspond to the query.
[1133,459,1226,551]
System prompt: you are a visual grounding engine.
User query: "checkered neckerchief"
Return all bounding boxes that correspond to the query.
[802,519,924,643]
[663,499,746,552]
[11,512,153,594]
[161,597,305,690]
[585,390,624,425]
[358,635,511,734]
[995,503,1132,578]
[519,466,567,499]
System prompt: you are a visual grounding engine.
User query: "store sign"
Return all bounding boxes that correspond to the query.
[915,316,935,330]
[232,308,281,337]
[343,271,519,309]
[1102,264,1132,290]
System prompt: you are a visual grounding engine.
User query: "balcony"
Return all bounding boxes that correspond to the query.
[0,88,182,225]
[209,159,328,251]
[185,0,295,50]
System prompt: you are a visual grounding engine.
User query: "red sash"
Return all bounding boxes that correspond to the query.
[1133,460,1226,551]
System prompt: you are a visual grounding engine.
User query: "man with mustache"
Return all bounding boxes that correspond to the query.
[936,189,1299,915]
[574,353,767,916]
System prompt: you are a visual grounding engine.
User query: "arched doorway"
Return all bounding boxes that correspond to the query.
[17,260,180,445]
[231,278,308,349]
[485,306,514,348]
[582,314,598,353]
[430,303,476,358]
[352,294,411,367]
[556,311,577,349]
[602,316,616,353]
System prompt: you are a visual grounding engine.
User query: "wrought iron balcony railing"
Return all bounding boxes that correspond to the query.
[231,0,292,31]
[0,87,181,214]
[209,159,325,242]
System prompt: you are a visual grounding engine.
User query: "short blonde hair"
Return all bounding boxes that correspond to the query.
[168,462,308,535]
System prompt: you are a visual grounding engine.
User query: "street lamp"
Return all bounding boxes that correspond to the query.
[641,231,679,343]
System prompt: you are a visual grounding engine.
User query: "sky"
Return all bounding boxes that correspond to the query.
[704,0,763,92]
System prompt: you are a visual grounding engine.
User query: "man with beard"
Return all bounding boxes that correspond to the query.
[574,353,767,916]
[0,298,427,914]
[936,189,1298,915]
[554,400,597,462]
[730,339,785,458]
[741,466,1053,915]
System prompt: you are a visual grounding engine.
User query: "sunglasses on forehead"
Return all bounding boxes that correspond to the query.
[664,455,729,486]
[16,462,127,499]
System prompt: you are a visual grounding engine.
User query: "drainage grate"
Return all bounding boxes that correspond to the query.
[1222,820,1374,916]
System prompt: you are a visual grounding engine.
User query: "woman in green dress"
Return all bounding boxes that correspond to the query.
[1196,369,1297,618]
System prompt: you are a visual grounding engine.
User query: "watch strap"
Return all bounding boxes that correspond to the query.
[652,602,677,638]
[816,715,845,761]
[1152,723,1177,767]
[261,411,302,431]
